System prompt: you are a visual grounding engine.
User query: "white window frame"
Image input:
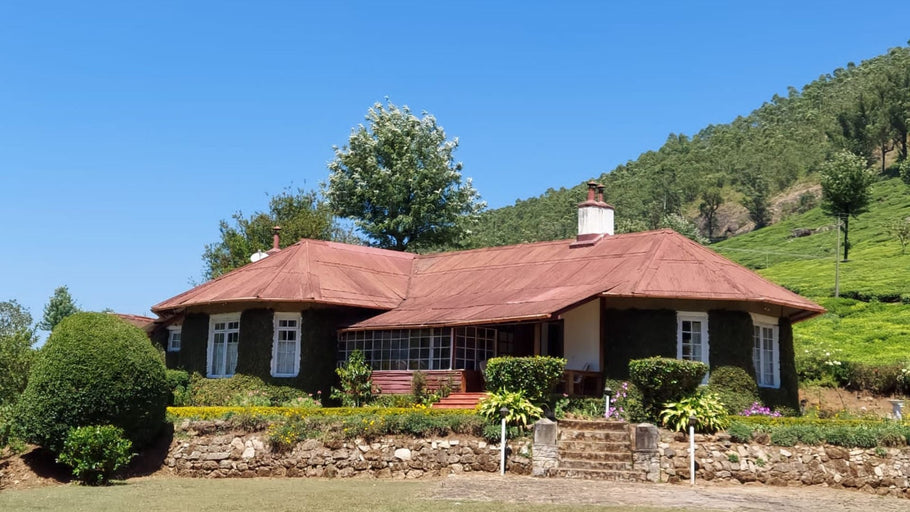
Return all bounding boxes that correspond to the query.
[207,313,240,378]
[676,311,710,368]
[166,325,182,352]
[751,313,780,389]
[271,312,302,378]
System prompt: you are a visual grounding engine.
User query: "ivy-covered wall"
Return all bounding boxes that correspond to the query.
[235,309,274,377]
[160,307,370,395]
[707,310,754,370]
[759,317,799,412]
[179,313,210,374]
[602,308,676,379]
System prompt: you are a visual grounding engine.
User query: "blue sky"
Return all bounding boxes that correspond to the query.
[1,1,908,330]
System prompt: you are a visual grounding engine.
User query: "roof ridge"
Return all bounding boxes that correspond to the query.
[628,231,669,294]
[260,241,305,300]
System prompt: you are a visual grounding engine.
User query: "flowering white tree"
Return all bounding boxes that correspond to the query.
[326,100,484,251]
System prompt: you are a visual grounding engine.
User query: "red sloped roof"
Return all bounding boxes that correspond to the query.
[347,230,824,330]
[151,240,416,314]
[111,313,157,332]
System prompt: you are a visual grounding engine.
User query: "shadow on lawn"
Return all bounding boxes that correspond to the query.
[125,423,174,478]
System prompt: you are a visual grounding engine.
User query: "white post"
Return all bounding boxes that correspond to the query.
[500,416,507,475]
[688,415,696,486]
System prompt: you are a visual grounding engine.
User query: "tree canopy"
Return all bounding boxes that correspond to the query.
[202,188,355,280]
[820,150,876,261]
[38,286,79,332]
[0,299,36,405]
[326,100,484,251]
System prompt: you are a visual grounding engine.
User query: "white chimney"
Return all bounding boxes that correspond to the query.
[571,182,614,247]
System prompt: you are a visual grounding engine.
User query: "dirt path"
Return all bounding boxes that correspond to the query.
[427,474,909,512]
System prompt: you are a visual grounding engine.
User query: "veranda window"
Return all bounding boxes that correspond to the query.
[338,328,452,370]
[454,326,496,370]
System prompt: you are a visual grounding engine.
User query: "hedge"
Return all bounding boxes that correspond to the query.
[484,356,566,404]
[629,356,707,420]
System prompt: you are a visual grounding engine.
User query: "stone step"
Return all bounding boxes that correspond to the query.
[557,429,629,442]
[552,468,643,481]
[431,392,488,409]
[558,458,634,471]
[558,450,631,463]
[557,440,630,452]
[557,419,628,432]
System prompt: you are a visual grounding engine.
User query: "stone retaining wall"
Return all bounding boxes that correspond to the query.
[165,420,531,478]
[659,431,910,498]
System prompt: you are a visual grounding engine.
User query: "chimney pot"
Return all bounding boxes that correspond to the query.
[586,181,597,202]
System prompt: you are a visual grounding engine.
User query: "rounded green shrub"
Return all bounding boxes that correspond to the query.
[484,356,566,404]
[57,425,133,485]
[15,313,169,452]
[629,357,707,420]
[706,366,761,415]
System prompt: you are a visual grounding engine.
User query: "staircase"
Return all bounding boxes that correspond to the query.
[553,419,641,481]
[431,392,488,409]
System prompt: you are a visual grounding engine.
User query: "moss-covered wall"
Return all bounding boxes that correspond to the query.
[162,306,371,395]
[235,309,274,376]
[149,327,172,366]
[759,317,799,412]
[707,310,755,370]
[602,308,676,379]
[179,313,210,374]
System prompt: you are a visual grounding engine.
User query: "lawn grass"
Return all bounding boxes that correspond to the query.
[0,477,678,512]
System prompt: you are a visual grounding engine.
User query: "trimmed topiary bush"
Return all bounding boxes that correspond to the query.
[706,366,761,415]
[57,425,133,485]
[484,356,566,404]
[629,357,707,421]
[14,313,169,452]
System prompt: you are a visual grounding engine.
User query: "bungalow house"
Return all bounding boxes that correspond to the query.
[150,183,824,409]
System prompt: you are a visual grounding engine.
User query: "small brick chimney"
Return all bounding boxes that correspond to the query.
[266,226,282,255]
[571,182,614,248]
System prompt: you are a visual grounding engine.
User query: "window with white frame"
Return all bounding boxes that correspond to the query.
[272,313,301,377]
[167,325,182,352]
[751,315,780,388]
[677,312,709,366]
[208,314,240,378]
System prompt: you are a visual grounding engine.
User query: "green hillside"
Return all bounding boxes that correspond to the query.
[715,177,910,301]
[466,45,910,249]
[714,177,910,370]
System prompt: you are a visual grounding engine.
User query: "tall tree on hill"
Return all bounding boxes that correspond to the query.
[38,286,79,332]
[737,168,771,229]
[327,100,484,251]
[698,188,724,239]
[202,188,352,280]
[820,150,876,261]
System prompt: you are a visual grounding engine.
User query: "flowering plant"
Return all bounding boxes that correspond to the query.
[605,381,630,419]
[739,402,782,417]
